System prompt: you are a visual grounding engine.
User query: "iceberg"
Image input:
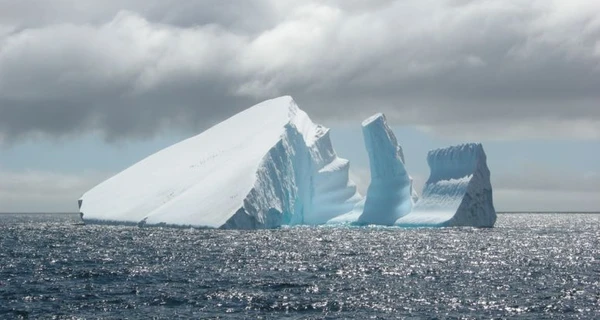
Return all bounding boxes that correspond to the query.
[326,199,364,225]
[356,113,417,225]
[395,143,496,227]
[78,96,361,229]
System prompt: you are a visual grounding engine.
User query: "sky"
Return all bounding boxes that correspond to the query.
[0,0,599,212]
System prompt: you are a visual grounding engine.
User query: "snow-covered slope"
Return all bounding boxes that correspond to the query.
[355,113,417,225]
[395,143,496,227]
[78,96,361,229]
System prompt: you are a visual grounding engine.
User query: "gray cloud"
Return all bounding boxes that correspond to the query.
[0,0,281,30]
[1,0,599,142]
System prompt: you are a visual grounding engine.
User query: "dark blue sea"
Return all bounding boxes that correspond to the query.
[0,213,598,319]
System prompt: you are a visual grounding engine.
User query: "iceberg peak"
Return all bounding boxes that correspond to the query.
[356,113,416,225]
[396,142,496,227]
[426,143,484,184]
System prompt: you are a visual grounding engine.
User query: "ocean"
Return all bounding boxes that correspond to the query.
[1,213,598,319]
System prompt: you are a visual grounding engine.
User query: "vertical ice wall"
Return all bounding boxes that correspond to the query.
[395,143,496,227]
[232,107,362,228]
[356,113,417,225]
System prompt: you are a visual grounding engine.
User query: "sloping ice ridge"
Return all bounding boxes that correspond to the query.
[79,96,361,228]
[395,143,496,227]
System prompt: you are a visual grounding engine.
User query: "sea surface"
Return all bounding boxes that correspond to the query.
[0,213,598,319]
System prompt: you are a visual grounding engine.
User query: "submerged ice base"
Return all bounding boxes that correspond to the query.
[395,143,496,227]
[79,96,361,229]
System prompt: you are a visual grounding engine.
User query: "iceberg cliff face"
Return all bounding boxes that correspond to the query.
[356,113,417,225]
[395,143,496,227]
[79,96,361,229]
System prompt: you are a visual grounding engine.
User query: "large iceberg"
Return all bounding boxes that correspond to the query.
[356,113,417,225]
[78,96,361,229]
[395,143,496,227]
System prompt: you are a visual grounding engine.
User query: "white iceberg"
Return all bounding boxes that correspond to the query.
[327,113,419,226]
[79,96,361,229]
[395,143,496,227]
[356,113,417,225]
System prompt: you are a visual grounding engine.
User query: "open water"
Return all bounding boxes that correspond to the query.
[0,213,598,319]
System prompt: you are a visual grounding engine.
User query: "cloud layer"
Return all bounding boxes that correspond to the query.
[1,0,599,142]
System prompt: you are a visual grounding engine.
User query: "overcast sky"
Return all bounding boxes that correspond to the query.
[1,0,599,212]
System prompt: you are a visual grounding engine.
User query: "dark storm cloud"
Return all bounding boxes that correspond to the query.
[1,0,599,142]
[0,0,279,30]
